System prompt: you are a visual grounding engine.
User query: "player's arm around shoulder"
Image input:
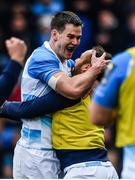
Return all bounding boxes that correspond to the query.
[53,50,109,100]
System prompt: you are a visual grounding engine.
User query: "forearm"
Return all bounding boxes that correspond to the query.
[0,90,80,120]
[0,61,22,106]
[56,67,98,99]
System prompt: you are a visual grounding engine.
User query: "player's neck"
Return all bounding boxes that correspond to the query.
[49,40,66,63]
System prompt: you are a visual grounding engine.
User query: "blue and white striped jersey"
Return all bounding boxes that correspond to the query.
[18,41,75,150]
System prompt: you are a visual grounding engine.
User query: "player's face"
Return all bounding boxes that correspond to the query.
[56,24,82,61]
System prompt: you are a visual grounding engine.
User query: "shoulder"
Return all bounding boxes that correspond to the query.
[32,45,57,63]
[112,50,131,67]
[112,50,132,77]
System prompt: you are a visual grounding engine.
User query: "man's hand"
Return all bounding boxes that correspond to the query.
[5,37,27,66]
[90,50,111,75]
[73,46,112,76]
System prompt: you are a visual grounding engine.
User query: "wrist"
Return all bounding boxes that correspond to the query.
[11,57,24,66]
[88,66,100,77]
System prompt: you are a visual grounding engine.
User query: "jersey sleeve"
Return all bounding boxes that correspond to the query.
[92,51,131,108]
[0,90,80,121]
[0,60,22,106]
[92,65,119,108]
[28,50,61,83]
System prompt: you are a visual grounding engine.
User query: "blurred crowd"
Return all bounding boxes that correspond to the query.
[0,0,135,178]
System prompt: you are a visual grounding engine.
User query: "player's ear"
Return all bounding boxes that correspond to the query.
[51,29,59,41]
[81,64,91,73]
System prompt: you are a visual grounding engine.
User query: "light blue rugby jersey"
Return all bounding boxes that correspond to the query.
[92,50,133,108]
[18,41,75,150]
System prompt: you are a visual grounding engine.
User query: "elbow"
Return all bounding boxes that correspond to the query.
[89,102,110,126]
[91,119,112,128]
[90,112,112,127]
[91,117,106,126]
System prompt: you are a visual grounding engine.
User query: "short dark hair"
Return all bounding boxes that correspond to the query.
[51,11,83,32]
[93,46,112,81]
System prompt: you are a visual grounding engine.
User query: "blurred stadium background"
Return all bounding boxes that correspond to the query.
[0,0,134,178]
